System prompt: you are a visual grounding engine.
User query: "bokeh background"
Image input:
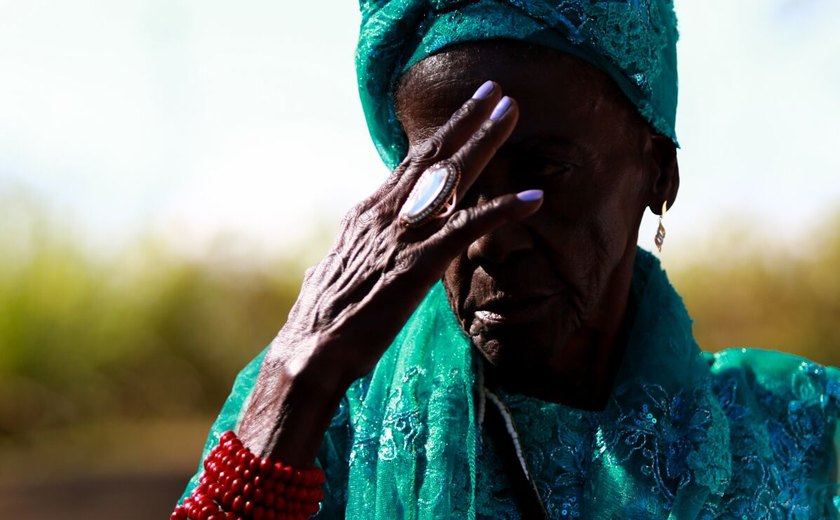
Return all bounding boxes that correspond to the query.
[1,0,838,518]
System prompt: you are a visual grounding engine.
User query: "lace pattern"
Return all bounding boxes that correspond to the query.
[316,361,840,519]
[470,357,840,519]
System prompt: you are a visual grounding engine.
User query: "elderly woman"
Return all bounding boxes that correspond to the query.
[173,0,840,518]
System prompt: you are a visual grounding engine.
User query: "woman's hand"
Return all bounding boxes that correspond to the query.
[237,82,542,465]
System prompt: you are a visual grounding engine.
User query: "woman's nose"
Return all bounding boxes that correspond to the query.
[464,159,535,265]
[466,220,533,266]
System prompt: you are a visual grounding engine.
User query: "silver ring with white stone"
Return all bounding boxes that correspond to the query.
[398,161,461,228]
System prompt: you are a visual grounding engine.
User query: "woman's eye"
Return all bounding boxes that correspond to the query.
[530,159,575,179]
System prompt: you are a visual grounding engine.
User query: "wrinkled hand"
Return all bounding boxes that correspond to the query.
[238,83,542,464]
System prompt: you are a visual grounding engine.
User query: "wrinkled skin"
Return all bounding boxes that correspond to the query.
[397,42,679,407]
[237,41,678,466]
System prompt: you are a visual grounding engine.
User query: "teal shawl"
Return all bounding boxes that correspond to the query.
[183,249,840,518]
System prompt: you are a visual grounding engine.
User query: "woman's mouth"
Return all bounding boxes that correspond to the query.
[472,293,559,326]
[474,309,506,324]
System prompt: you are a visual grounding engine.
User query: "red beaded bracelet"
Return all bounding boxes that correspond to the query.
[171,430,325,520]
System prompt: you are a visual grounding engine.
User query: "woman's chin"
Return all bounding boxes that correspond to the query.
[468,317,574,372]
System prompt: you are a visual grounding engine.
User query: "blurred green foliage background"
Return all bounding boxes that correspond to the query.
[1,192,838,518]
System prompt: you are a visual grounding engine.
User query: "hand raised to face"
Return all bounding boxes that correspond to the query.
[237,81,542,464]
[277,81,542,383]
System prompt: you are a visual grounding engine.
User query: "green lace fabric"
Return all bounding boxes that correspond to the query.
[356,0,680,169]
[182,249,840,518]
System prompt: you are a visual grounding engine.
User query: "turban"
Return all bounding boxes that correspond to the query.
[356,0,680,169]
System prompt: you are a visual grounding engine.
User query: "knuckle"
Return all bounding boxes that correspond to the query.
[385,160,412,190]
[382,168,403,191]
[341,203,376,230]
[446,207,475,231]
[409,100,483,166]
[486,195,506,210]
[411,135,445,164]
[391,251,418,275]
[468,120,494,146]
[451,99,475,123]
[452,121,498,169]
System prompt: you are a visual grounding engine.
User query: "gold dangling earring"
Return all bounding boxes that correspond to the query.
[654,201,668,252]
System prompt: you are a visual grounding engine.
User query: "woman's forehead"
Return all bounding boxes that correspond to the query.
[399,41,602,96]
[396,42,642,142]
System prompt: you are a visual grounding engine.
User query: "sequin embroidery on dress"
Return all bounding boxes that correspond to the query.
[474,377,728,519]
[473,363,840,519]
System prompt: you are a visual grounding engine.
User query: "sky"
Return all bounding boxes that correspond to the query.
[1,0,838,260]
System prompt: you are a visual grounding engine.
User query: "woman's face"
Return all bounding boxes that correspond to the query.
[396,42,676,381]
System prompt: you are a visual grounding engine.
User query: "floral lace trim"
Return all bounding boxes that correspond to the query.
[471,365,838,519]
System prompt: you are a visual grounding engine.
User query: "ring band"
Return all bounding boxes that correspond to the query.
[398,161,460,228]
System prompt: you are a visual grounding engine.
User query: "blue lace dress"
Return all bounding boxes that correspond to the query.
[473,350,840,519]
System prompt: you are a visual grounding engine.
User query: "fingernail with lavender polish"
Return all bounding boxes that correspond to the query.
[490,96,512,120]
[516,189,543,202]
[472,80,495,100]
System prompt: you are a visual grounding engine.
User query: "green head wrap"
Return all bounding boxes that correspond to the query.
[356,0,680,169]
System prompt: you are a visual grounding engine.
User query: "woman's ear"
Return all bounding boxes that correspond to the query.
[646,133,680,215]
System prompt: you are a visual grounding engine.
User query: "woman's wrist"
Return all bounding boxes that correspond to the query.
[172,430,325,520]
[237,335,349,466]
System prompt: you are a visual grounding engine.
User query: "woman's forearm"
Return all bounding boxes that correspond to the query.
[237,334,348,467]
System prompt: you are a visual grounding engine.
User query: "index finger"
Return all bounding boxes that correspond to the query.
[445,95,520,206]
[391,81,504,195]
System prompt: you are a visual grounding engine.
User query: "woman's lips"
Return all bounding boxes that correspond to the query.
[474,309,507,323]
[472,293,559,326]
